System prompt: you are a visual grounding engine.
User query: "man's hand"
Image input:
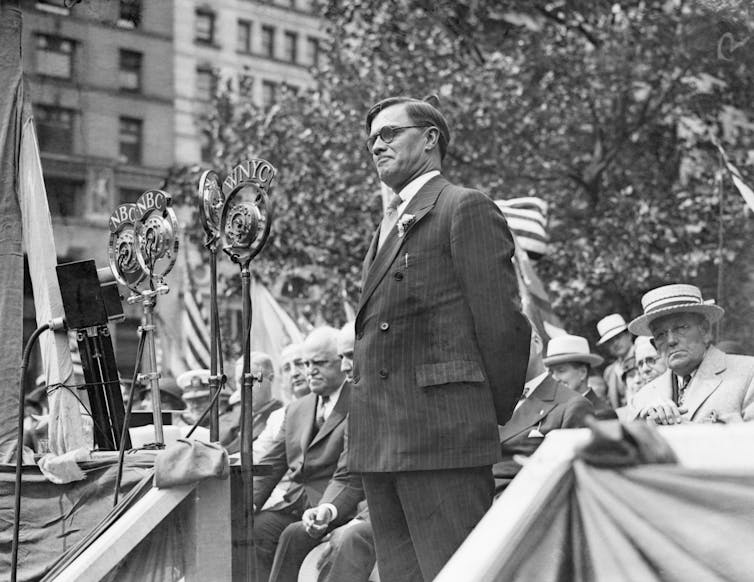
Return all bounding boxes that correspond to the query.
[302,505,334,539]
[639,399,687,425]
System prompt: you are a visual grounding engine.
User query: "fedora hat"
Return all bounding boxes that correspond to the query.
[628,284,724,337]
[543,335,604,368]
[596,313,629,345]
[176,369,211,400]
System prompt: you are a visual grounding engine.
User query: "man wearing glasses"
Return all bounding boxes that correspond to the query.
[251,327,360,581]
[628,283,754,424]
[350,95,530,581]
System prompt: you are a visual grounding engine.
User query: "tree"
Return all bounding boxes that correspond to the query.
[167,0,754,348]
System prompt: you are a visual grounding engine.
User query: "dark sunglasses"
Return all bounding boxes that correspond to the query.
[365,125,432,153]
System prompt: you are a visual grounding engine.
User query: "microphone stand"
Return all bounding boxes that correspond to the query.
[127,282,169,445]
[220,159,276,581]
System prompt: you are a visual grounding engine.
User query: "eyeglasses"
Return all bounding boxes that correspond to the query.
[302,358,338,370]
[365,125,432,153]
[637,356,659,368]
[653,323,694,346]
[282,360,305,373]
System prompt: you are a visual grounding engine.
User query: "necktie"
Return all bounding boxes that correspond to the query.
[315,395,330,429]
[378,194,404,249]
[678,375,691,406]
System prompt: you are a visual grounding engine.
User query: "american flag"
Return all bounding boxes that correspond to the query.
[182,266,211,370]
[496,196,566,341]
[496,196,550,260]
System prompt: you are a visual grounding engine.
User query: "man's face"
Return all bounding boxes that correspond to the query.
[635,340,667,384]
[550,362,588,392]
[606,332,632,359]
[280,346,308,399]
[650,313,709,377]
[302,335,345,396]
[250,362,273,409]
[368,104,432,192]
[337,329,355,383]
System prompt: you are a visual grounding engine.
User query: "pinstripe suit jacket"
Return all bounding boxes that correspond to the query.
[349,175,530,472]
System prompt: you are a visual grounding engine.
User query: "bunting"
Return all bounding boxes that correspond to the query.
[181,266,211,371]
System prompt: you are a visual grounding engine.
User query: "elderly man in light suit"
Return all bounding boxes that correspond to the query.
[628,284,754,424]
[350,95,530,582]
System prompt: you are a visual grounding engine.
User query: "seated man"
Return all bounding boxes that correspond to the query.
[175,369,212,427]
[219,352,282,454]
[595,313,634,408]
[494,325,593,494]
[267,322,373,582]
[634,335,667,386]
[544,335,615,419]
[251,327,360,582]
[628,284,754,424]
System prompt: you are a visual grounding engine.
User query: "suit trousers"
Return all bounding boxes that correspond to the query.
[269,519,376,582]
[362,467,493,582]
[251,510,300,582]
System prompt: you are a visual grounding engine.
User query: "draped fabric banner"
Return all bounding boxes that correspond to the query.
[0,459,152,582]
[507,461,754,582]
[0,6,25,461]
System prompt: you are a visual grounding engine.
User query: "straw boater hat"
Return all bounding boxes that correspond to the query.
[176,369,211,400]
[596,313,629,345]
[627,284,725,337]
[543,335,604,368]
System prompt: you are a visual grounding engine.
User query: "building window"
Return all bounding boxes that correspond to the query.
[46,177,83,217]
[35,105,75,154]
[196,67,216,101]
[118,0,141,28]
[195,9,216,45]
[237,19,252,53]
[118,49,142,92]
[261,25,275,58]
[283,31,298,63]
[238,72,254,98]
[306,36,320,67]
[118,187,143,205]
[35,34,75,79]
[261,80,276,107]
[119,117,142,165]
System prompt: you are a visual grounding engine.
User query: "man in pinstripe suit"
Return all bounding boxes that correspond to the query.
[350,95,531,581]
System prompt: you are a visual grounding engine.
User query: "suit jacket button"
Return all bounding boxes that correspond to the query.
[379,369,389,379]
[379,322,390,331]
[394,272,404,281]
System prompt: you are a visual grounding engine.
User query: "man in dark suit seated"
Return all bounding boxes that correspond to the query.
[251,327,360,582]
[495,327,594,494]
[545,334,616,419]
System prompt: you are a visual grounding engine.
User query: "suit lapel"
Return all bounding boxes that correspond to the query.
[357,176,448,315]
[684,347,725,419]
[297,393,318,454]
[309,382,350,448]
[498,376,559,443]
[361,227,381,288]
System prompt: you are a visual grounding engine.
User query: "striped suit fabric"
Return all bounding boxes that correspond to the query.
[349,174,530,581]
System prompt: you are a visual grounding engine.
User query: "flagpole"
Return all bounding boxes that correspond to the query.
[715,152,726,343]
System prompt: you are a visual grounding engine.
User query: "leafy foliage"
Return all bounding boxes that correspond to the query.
[166,0,754,348]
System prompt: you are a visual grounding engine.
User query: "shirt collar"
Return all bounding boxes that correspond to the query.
[523,371,549,397]
[394,170,440,211]
[321,383,343,408]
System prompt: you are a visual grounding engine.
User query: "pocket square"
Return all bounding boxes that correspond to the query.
[527,428,545,438]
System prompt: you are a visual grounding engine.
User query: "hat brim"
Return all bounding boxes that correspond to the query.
[627,304,725,337]
[596,326,628,346]
[543,353,604,367]
[182,389,211,400]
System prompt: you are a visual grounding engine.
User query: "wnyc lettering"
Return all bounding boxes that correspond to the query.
[222,159,276,195]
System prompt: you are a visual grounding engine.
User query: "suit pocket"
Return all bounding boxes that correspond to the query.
[416,360,486,388]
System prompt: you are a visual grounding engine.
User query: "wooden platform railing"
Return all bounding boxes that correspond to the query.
[51,475,231,582]
[437,423,754,582]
